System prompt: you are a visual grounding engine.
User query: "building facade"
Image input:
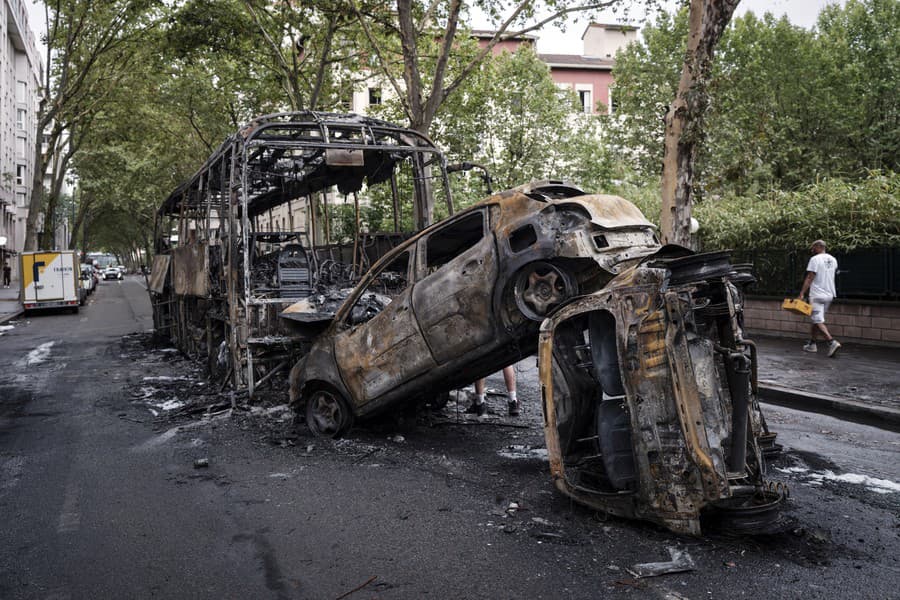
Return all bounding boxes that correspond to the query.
[1,0,42,273]
[541,23,637,115]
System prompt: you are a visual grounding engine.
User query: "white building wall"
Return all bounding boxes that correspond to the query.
[582,24,638,59]
[1,0,42,272]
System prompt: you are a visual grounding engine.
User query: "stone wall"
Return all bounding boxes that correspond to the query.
[743,298,900,346]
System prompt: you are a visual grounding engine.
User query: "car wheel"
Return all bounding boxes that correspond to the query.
[305,387,353,438]
[513,261,576,321]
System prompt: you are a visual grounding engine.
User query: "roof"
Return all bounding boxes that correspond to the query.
[470,29,538,41]
[158,111,444,218]
[537,54,615,70]
[581,22,639,40]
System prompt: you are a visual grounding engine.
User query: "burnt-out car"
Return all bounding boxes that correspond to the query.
[288,181,661,436]
[539,250,785,535]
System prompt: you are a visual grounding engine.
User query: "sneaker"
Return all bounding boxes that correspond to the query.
[827,339,841,357]
[507,399,520,416]
[802,342,817,353]
[465,401,487,417]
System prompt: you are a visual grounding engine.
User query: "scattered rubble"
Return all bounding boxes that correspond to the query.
[627,547,696,578]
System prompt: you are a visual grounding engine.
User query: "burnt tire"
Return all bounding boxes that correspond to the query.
[513,261,576,321]
[305,387,353,438]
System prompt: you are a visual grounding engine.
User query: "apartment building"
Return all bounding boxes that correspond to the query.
[351,24,638,117]
[542,23,637,114]
[1,0,42,272]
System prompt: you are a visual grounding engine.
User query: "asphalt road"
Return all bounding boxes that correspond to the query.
[0,277,898,599]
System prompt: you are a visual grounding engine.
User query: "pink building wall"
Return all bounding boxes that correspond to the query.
[548,69,615,113]
[486,38,533,56]
[474,36,616,114]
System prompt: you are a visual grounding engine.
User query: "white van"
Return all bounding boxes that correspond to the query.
[20,251,80,313]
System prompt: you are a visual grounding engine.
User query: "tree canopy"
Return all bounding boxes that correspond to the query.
[608,0,900,196]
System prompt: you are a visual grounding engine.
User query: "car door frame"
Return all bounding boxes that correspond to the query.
[331,243,437,407]
[411,206,500,365]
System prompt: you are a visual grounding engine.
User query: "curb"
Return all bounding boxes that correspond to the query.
[0,309,24,324]
[759,382,900,433]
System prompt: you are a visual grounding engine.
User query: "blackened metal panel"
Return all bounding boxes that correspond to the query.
[171,243,209,297]
[149,255,170,294]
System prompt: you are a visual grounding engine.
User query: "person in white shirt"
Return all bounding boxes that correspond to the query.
[798,239,841,357]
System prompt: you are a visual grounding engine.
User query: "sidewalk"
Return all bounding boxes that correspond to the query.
[0,278,23,323]
[752,334,900,431]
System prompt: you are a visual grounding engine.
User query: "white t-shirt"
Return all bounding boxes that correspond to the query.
[806,252,838,299]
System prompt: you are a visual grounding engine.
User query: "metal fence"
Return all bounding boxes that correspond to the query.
[731,247,900,301]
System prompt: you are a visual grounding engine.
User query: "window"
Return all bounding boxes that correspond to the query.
[348,249,411,324]
[16,193,27,207]
[16,137,26,157]
[16,109,26,130]
[608,86,618,114]
[368,87,382,106]
[16,165,26,186]
[578,89,592,114]
[425,211,485,271]
[16,81,27,103]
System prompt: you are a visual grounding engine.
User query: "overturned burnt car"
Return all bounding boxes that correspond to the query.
[539,250,785,534]
[288,181,661,436]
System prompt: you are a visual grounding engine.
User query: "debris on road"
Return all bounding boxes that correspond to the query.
[626,547,696,578]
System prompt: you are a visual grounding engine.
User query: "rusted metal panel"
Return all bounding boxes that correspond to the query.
[412,233,499,364]
[149,255,170,294]
[171,243,209,297]
[333,287,436,403]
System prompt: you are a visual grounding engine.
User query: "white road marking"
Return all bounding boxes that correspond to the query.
[17,341,56,367]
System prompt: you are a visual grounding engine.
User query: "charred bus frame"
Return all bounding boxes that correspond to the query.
[151,112,453,395]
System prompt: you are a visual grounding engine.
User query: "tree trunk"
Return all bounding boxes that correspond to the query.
[24,109,51,251]
[660,0,739,247]
[39,156,66,249]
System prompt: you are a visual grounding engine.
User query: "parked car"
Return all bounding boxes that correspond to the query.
[103,266,123,280]
[288,181,661,437]
[79,264,96,301]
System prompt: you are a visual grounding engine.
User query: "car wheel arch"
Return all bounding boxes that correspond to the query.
[288,345,352,411]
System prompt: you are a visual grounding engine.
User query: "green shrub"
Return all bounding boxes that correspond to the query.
[694,171,900,251]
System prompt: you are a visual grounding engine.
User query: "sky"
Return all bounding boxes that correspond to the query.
[23,0,846,63]
[485,0,846,54]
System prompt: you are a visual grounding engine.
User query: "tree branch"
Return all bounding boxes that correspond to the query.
[349,0,412,123]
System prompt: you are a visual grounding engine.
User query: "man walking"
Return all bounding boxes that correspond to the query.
[798,239,840,357]
[2,261,10,288]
